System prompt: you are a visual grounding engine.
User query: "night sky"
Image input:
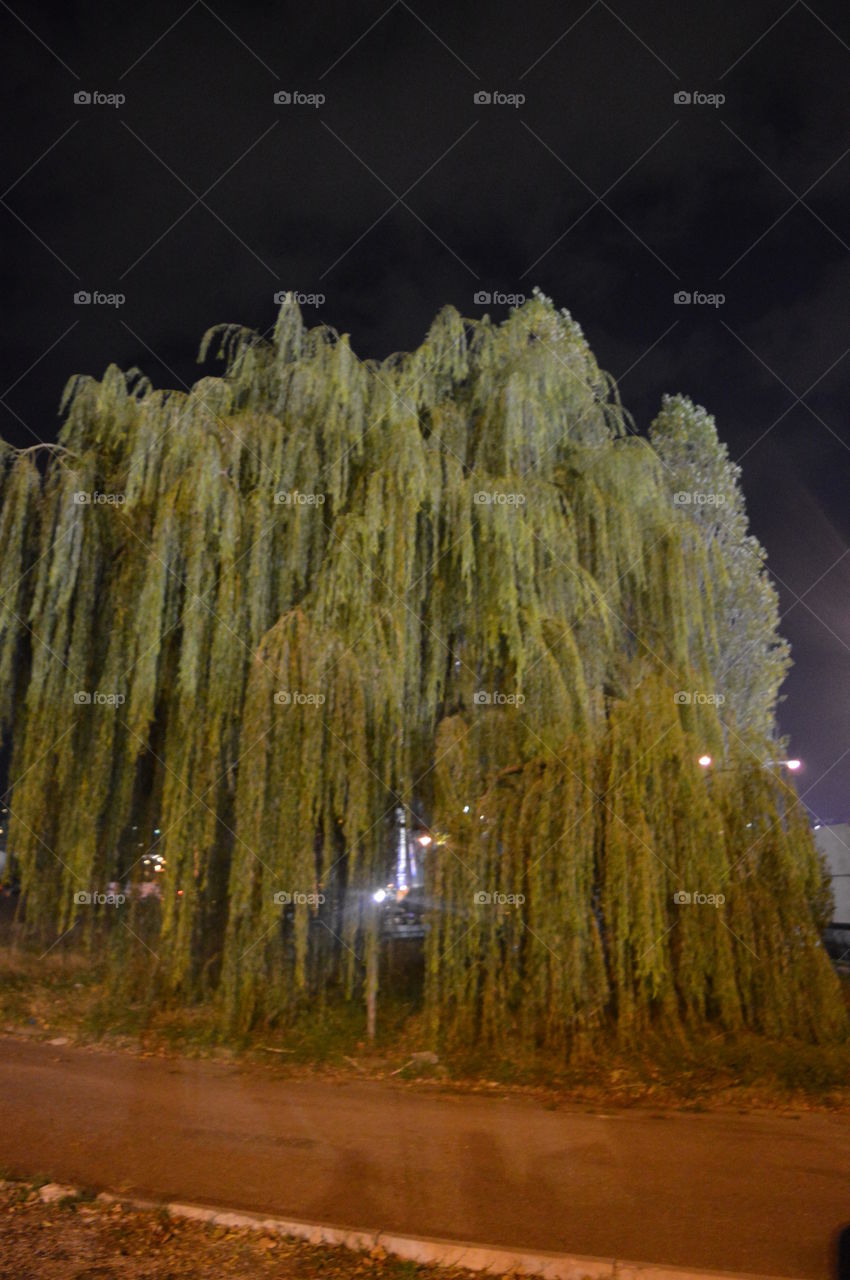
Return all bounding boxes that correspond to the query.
[1,1,848,817]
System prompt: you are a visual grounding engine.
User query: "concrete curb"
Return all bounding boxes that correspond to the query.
[90,1190,793,1280]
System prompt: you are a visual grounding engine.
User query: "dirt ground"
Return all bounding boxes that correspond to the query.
[0,1180,488,1280]
[2,939,850,1112]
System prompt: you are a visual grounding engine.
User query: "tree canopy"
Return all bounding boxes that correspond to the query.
[0,291,842,1046]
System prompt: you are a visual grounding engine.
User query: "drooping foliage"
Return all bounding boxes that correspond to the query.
[0,291,842,1045]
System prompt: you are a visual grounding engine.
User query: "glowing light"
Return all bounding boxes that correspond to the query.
[698,755,712,768]
[372,888,387,903]
[463,805,470,814]
[417,834,432,847]
[786,759,801,771]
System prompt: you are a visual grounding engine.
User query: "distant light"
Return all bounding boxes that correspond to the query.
[698,755,712,768]
[417,834,432,847]
[372,888,387,903]
[814,824,821,830]
[463,805,470,814]
[154,828,161,835]
[479,814,485,820]
[786,759,801,771]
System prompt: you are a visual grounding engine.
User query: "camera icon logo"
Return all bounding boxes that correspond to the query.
[73,492,91,505]
[474,291,491,305]
[74,91,92,105]
[673,291,692,305]
[473,691,492,705]
[74,891,92,904]
[74,291,92,305]
[674,91,691,105]
[673,491,692,505]
[273,90,292,104]
[273,691,292,704]
[673,890,692,904]
[473,891,492,904]
[74,691,92,704]
[273,891,292,904]
[673,691,692,705]
[473,91,492,105]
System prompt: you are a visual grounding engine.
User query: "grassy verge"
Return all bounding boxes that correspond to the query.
[0,1178,492,1280]
[2,941,849,1111]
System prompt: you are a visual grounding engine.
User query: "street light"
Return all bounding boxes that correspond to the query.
[700,754,802,773]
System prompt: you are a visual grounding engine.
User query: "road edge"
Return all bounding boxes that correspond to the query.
[90,1190,794,1280]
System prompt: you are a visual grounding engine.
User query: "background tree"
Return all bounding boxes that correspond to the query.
[650,394,791,746]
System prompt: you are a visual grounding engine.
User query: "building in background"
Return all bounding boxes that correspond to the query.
[813,821,850,960]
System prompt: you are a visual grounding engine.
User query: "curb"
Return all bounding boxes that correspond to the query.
[89,1191,793,1280]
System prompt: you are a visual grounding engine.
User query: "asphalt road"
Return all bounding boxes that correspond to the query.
[1,1036,848,1278]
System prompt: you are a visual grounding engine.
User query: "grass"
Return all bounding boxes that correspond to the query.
[2,938,849,1110]
[0,1178,493,1280]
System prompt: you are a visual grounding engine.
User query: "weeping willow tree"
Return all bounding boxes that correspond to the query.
[0,289,843,1046]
